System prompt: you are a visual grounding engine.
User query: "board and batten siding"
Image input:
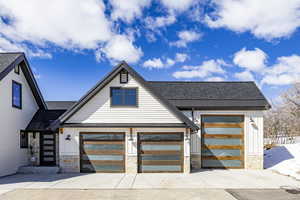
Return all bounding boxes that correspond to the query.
[0,68,39,176]
[67,74,182,124]
[182,110,264,157]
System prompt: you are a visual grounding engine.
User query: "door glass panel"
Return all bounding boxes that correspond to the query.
[43,152,54,156]
[43,157,54,161]
[203,128,242,135]
[43,135,54,139]
[84,144,124,150]
[43,140,54,145]
[43,146,54,150]
[82,134,124,141]
[203,138,242,145]
[202,116,243,123]
[140,165,181,171]
[140,155,181,161]
[139,133,182,141]
[202,149,241,156]
[202,160,242,167]
[81,155,123,161]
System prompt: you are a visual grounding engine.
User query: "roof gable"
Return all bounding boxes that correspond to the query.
[0,53,46,109]
[57,61,198,131]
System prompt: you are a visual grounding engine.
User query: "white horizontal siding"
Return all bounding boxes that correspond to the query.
[67,74,181,123]
[0,68,39,176]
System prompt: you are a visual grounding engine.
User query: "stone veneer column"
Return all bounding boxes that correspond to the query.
[125,129,138,173]
[184,156,191,173]
[126,155,138,173]
[191,154,201,170]
[245,155,263,169]
[28,132,40,166]
[59,155,80,173]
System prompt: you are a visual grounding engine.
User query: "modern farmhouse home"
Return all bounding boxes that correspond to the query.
[0,53,270,176]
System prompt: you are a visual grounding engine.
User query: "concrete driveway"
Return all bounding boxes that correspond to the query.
[0,170,299,200]
[0,170,299,191]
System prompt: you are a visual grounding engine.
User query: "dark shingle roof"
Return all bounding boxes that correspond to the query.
[0,53,23,74]
[148,81,270,110]
[26,109,66,131]
[46,101,76,110]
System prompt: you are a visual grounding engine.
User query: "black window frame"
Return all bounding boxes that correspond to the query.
[110,87,138,107]
[20,131,28,148]
[120,70,128,84]
[14,64,20,75]
[12,80,22,109]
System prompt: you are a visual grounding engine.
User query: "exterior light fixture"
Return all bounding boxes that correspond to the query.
[65,134,71,141]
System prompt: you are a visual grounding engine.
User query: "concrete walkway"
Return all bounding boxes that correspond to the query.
[0,170,299,192]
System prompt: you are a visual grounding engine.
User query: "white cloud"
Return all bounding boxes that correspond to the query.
[205,76,225,81]
[175,53,188,62]
[110,0,151,23]
[143,53,188,69]
[173,59,227,79]
[0,0,112,50]
[159,0,198,12]
[234,71,255,81]
[143,58,164,69]
[145,15,176,30]
[170,30,202,47]
[99,34,143,63]
[0,37,51,58]
[233,48,267,72]
[205,0,300,40]
[261,55,300,85]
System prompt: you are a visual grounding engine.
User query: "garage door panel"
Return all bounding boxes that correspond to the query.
[203,138,242,145]
[81,164,124,172]
[202,149,241,157]
[140,165,182,172]
[202,160,243,168]
[201,115,244,169]
[82,133,124,141]
[80,133,125,173]
[203,127,243,134]
[138,132,183,173]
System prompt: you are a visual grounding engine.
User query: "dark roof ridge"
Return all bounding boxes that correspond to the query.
[148,81,255,83]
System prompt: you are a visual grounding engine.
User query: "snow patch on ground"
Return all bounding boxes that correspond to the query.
[264,143,300,180]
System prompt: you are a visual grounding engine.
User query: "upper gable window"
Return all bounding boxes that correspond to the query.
[14,64,20,74]
[12,81,22,109]
[111,87,137,107]
[120,70,128,84]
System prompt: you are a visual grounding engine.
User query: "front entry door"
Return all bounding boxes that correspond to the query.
[40,132,56,166]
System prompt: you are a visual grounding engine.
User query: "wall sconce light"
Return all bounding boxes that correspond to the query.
[185,132,190,141]
[129,132,133,141]
[250,117,254,123]
[65,134,71,141]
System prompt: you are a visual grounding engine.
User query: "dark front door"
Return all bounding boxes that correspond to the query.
[40,132,56,166]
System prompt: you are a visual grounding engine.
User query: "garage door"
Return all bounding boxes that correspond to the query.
[138,132,183,173]
[201,115,244,169]
[80,133,125,173]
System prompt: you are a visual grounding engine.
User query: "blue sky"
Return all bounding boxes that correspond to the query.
[1,0,300,103]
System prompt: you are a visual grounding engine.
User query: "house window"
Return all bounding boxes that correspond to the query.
[20,131,28,148]
[14,65,20,74]
[120,70,128,83]
[111,87,137,107]
[12,81,22,109]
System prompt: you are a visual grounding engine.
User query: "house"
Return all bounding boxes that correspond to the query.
[0,53,270,176]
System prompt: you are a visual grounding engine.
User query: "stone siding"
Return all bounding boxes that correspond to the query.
[245,155,264,169]
[126,155,138,173]
[59,155,80,173]
[191,154,201,170]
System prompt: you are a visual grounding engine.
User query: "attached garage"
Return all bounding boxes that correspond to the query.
[138,132,184,173]
[80,132,125,173]
[201,115,244,169]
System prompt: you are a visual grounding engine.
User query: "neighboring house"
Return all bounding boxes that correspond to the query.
[0,53,270,176]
